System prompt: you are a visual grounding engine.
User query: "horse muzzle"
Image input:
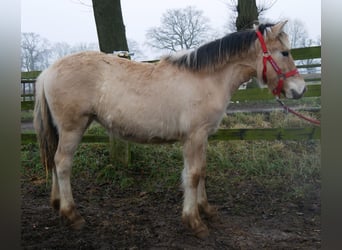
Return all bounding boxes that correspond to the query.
[284,80,307,99]
[291,86,307,99]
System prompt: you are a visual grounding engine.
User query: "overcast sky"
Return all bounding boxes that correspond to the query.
[21,0,321,60]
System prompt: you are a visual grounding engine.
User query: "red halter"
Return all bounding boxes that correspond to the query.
[256,31,299,97]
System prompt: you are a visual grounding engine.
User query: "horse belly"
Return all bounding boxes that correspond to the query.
[99,108,186,144]
[115,133,178,144]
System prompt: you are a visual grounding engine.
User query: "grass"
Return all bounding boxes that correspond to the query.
[21,110,34,123]
[21,131,320,203]
[21,139,320,204]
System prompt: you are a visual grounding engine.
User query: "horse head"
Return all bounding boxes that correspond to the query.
[255,21,307,99]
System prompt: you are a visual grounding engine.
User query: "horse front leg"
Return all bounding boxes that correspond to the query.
[182,131,210,238]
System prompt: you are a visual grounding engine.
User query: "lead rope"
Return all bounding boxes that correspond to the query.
[276,97,321,126]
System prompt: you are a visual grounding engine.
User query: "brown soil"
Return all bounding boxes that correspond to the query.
[21,176,320,249]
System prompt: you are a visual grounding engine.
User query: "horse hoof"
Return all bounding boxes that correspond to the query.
[199,204,218,221]
[194,224,209,239]
[70,217,85,230]
[51,199,60,211]
[59,213,85,230]
[182,214,209,239]
[60,206,85,230]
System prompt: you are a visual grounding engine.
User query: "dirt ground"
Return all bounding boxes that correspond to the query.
[21,175,320,249]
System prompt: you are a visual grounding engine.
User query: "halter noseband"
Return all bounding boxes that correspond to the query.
[256,31,299,97]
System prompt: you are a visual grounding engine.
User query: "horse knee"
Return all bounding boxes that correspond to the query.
[182,168,201,188]
[54,152,73,181]
[190,172,201,188]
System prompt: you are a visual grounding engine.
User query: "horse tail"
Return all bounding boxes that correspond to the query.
[33,72,59,173]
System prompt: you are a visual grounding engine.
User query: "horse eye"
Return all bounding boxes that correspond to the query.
[281,51,289,57]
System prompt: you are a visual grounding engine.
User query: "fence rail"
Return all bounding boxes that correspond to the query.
[21,127,320,145]
[21,84,321,110]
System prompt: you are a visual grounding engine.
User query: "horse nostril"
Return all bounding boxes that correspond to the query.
[291,88,305,99]
[302,86,307,94]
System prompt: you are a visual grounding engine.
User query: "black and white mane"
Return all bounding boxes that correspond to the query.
[164,23,277,72]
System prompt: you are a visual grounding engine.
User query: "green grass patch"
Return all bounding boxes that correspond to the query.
[21,71,41,79]
[21,110,34,122]
[21,138,320,202]
[85,122,107,136]
[21,105,321,201]
[221,110,320,129]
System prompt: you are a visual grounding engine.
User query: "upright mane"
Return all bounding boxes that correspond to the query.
[164,23,276,72]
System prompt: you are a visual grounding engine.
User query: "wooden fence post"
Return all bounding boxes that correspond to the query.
[109,134,131,167]
[108,51,133,167]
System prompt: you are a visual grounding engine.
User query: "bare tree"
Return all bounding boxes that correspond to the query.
[127,39,145,61]
[50,42,99,62]
[71,42,99,52]
[21,32,51,71]
[52,42,72,60]
[284,19,312,48]
[256,0,277,16]
[226,0,277,32]
[285,19,321,74]
[146,6,213,52]
[21,32,101,71]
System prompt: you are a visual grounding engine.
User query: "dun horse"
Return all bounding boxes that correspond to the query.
[34,21,306,238]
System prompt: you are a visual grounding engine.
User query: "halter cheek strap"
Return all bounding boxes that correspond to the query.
[256,31,299,97]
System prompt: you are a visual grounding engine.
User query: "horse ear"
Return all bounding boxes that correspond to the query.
[270,21,288,37]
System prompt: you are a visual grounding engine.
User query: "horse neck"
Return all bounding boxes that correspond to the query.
[217,56,258,98]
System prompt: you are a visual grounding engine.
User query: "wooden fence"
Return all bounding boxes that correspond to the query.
[21,46,321,165]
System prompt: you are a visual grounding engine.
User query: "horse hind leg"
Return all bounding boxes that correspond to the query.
[50,166,60,211]
[197,177,218,220]
[53,129,86,229]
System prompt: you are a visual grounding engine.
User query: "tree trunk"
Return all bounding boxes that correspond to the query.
[92,0,128,53]
[92,0,130,167]
[236,0,259,31]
